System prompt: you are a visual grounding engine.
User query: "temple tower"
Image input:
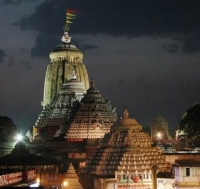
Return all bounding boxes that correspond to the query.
[43,9,89,107]
[33,48,89,139]
[33,11,89,140]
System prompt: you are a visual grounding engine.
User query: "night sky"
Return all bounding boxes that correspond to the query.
[0,0,200,134]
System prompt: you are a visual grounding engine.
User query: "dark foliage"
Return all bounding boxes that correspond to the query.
[178,103,200,147]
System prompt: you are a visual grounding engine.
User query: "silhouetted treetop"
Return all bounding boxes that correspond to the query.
[178,102,200,147]
[0,116,17,142]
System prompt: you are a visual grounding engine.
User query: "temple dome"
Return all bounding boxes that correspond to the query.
[50,44,83,60]
[111,109,142,131]
[119,109,139,125]
[54,44,77,51]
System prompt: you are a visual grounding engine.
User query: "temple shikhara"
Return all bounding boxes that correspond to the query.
[33,36,89,140]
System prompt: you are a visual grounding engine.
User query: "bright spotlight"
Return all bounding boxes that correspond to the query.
[15,134,23,142]
[63,181,68,187]
[157,132,162,140]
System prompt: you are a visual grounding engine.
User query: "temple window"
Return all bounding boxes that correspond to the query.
[185,167,190,176]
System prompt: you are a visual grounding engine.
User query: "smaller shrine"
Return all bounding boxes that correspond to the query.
[151,114,172,142]
[85,110,173,189]
[62,163,83,189]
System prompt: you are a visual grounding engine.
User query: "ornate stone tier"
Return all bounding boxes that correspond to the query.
[65,81,117,141]
[86,109,171,178]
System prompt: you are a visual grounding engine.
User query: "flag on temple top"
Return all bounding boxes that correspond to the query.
[63,9,81,32]
[67,9,81,14]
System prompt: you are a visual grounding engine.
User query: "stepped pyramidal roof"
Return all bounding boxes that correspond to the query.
[86,109,171,178]
[64,80,117,141]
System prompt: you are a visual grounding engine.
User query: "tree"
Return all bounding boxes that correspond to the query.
[178,103,200,147]
[0,116,17,142]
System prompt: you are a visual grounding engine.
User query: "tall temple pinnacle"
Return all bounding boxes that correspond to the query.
[42,10,89,107]
[33,11,89,140]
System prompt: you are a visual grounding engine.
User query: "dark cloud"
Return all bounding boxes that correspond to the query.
[0,0,31,5]
[162,44,178,53]
[20,48,25,53]
[117,79,124,83]
[79,44,98,51]
[21,60,31,69]
[72,39,98,51]
[31,33,58,58]
[12,22,19,27]
[20,1,59,32]
[20,0,200,35]
[0,49,6,63]
[19,0,200,57]
[8,57,14,67]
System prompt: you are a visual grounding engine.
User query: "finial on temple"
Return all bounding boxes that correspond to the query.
[61,9,80,44]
